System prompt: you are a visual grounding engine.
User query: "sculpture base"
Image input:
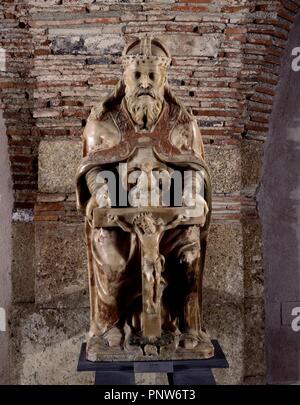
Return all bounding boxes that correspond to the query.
[86,332,214,362]
[77,340,228,385]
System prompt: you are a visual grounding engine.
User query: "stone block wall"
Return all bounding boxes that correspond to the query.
[1,0,300,384]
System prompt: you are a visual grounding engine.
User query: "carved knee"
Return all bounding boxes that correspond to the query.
[92,228,128,273]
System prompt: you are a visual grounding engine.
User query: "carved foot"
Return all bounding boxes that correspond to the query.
[86,327,125,361]
[176,332,214,358]
[180,334,199,349]
[104,326,123,347]
[86,335,108,362]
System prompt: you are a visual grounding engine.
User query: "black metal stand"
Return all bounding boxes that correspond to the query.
[77,340,228,385]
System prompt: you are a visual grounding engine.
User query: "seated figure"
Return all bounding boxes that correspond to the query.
[76,36,213,361]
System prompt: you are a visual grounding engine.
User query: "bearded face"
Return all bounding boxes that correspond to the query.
[123,62,166,131]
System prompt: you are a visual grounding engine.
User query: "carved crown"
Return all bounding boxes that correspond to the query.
[122,35,171,68]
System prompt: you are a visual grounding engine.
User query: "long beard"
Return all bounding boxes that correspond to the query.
[125,94,163,130]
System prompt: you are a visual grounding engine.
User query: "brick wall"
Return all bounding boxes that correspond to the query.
[1,0,300,384]
[1,0,298,210]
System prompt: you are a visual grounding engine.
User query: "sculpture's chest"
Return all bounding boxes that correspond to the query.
[88,103,196,165]
[111,103,181,159]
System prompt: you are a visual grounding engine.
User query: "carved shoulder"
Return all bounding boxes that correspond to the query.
[169,110,204,159]
[190,118,205,159]
[82,111,121,156]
